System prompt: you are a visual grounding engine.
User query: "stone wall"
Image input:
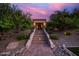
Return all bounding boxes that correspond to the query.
[43,29,55,49]
[62,44,76,56]
[26,28,36,49]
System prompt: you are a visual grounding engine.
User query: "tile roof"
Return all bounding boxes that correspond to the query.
[33,19,46,21]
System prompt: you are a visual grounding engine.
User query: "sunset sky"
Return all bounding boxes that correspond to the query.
[13,3,79,19]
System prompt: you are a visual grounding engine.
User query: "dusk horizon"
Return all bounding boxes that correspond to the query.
[13,3,79,20]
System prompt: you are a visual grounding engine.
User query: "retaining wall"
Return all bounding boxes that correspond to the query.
[43,29,55,49]
[26,28,36,49]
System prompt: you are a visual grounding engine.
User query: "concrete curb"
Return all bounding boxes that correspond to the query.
[43,29,55,49]
[62,44,76,56]
[26,28,36,49]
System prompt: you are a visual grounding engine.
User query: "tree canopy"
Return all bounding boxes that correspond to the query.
[0,3,32,33]
[47,8,79,31]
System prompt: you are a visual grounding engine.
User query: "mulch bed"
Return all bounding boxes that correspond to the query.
[0,29,32,52]
[49,29,79,47]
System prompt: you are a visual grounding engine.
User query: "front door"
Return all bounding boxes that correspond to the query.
[36,23,43,29]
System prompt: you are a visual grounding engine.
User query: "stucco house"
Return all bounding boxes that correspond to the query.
[32,19,47,29]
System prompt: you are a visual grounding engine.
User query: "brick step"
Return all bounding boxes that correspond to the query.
[33,36,46,37]
[34,34,46,36]
[34,32,45,34]
[32,37,48,41]
[34,35,44,36]
[32,40,49,44]
[31,41,49,44]
[32,41,48,44]
[32,38,48,40]
[33,36,47,38]
[33,38,47,41]
[32,40,48,42]
[34,35,46,37]
[35,32,45,33]
[31,43,46,46]
[33,37,47,39]
[32,41,50,45]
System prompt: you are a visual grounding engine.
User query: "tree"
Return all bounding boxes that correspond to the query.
[48,8,79,31]
[10,5,32,33]
[0,4,15,40]
[0,3,32,40]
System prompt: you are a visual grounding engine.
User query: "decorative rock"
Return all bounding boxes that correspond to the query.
[11,53,16,56]
[43,29,55,48]
[54,28,58,31]
[16,47,25,54]
[0,51,11,56]
[26,28,36,49]
[6,42,19,50]
[49,39,55,48]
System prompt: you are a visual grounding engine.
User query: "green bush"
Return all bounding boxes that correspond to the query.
[75,29,79,32]
[64,31,72,36]
[16,33,29,41]
[68,47,79,56]
[50,34,59,40]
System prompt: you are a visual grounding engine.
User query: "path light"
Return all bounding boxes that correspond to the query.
[33,22,36,26]
[43,22,46,28]
[44,22,46,26]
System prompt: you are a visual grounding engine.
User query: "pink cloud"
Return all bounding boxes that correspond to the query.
[49,3,73,11]
[20,3,75,19]
[23,7,48,15]
[32,16,43,19]
[22,7,48,19]
[31,14,47,19]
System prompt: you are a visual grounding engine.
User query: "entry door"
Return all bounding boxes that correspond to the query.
[37,23,43,29]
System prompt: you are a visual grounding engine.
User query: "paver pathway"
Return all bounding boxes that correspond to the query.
[0,29,76,56]
[21,29,55,56]
[53,47,71,56]
[16,29,74,56]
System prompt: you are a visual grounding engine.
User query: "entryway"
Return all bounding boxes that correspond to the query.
[36,23,43,29]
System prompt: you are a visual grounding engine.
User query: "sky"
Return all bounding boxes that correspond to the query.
[13,3,79,20]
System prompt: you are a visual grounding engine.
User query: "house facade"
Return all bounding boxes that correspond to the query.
[33,19,47,29]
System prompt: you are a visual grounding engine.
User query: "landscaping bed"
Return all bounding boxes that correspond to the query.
[46,29,79,47]
[0,29,32,52]
[68,47,79,56]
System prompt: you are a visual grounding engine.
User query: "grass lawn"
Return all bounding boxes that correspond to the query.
[68,47,79,56]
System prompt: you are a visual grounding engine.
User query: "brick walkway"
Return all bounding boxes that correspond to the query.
[16,29,73,56]
[20,29,55,56]
[53,47,71,56]
[0,29,76,56]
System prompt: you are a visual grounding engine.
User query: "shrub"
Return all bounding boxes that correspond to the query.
[64,31,72,36]
[50,34,59,40]
[16,33,29,41]
[75,29,79,32]
[68,47,79,56]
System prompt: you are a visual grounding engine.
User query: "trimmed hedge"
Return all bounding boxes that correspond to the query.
[50,34,59,40]
[64,31,72,36]
[16,33,29,41]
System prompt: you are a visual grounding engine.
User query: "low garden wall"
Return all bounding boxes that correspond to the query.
[62,44,76,56]
[43,29,55,49]
[26,28,36,49]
